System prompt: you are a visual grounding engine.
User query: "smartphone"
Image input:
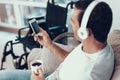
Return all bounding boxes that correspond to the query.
[29,18,40,34]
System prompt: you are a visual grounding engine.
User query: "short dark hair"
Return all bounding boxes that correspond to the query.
[75,0,113,43]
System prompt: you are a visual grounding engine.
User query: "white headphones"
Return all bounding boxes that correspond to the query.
[77,0,103,40]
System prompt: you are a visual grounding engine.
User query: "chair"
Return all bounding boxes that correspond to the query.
[0,41,20,70]
[53,32,80,47]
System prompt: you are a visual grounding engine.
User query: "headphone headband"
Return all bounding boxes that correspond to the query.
[81,0,102,29]
[78,0,103,40]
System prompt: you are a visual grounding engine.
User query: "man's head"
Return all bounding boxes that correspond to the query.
[71,0,113,43]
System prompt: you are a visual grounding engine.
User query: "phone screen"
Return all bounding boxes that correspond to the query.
[30,20,40,34]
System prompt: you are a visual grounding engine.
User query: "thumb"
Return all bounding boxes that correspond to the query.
[38,68,45,79]
[40,27,45,32]
[38,68,44,75]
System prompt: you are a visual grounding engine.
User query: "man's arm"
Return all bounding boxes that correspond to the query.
[47,42,69,61]
[33,28,69,61]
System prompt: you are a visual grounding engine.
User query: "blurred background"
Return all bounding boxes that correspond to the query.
[0,0,76,69]
[0,0,120,69]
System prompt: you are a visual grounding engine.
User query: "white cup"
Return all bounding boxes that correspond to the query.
[30,60,43,73]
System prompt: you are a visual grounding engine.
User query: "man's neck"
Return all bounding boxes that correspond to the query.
[82,38,106,54]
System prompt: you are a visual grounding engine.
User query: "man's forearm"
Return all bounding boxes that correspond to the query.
[47,42,69,61]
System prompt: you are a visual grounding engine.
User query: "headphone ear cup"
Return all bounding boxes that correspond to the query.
[77,28,89,40]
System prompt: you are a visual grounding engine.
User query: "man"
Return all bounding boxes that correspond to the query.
[31,0,114,80]
[0,0,114,80]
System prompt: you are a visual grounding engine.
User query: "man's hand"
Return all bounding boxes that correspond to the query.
[33,28,52,48]
[31,68,45,80]
[32,27,69,61]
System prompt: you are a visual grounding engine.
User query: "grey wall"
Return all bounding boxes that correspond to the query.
[102,0,120,31]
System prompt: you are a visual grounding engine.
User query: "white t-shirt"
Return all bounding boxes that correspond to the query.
[59,43,114,80]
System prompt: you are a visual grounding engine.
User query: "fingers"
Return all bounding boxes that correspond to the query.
[32,32,38,41]
[38,68,44,77]
[31,27,51,47]
[39,27,45,32]
[32,28,45,38]
[33,67,44,76]
[32,27,44,35]
[31,67,45,80]
[38,68,44,74]
[34,35,38,41]
[34,68,39,75]
[32,32,35,36]
[32,30,43,42]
